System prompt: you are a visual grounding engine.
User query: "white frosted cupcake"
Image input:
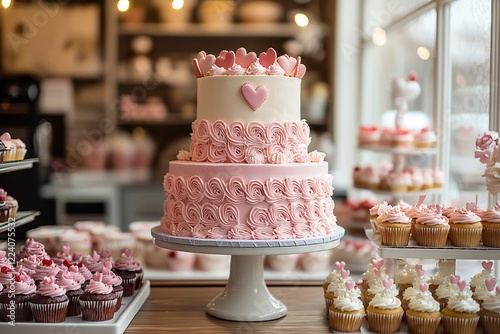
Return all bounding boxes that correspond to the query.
[470,261,494,293]
[441,279,480,334]
[481,285,500,334]
[324,269,351,315]
[366,279,404,333]
[328,280,365,332]
[435,274,463,310]
[405,283,442,334]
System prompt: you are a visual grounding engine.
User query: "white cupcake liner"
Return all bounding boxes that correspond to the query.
[324,296,334,318]
[122,278,136,297]
[366,309,403,333]
[406,313,442,334]
[442,314,479,334]
[0,301,32,322]
[482,227,500,247]
[481,314,500,334]
[115,288,124,312]
[328,309,365,332]
[80,298,117,321]
[67,294,82,316]
[378,225,411,246]
[414,225,449,247]
[449,226,481,247]
[29,300,69,323]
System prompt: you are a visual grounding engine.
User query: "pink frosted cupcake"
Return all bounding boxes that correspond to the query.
[393,128,414,147]
[79,272,117,321]
[358,125,380,146]
[82,251,105,273]
[17,238,48,260]
[114,249,141,296]
[378,205,411,246]
[52,245,72,266]
[386,170,412,192]
[413,205,450,247]
[67,265,86,286]
[380,127,394,146]
[17,255,39,276]
[56,270,83,316]
[101,261,123,312]
[164,250,197,272]
[480,202,500,247]
[414,128,437,148]
[30,275,69,323]
[369,201,390,233]
[78,263,93,288]
[0,251,11,269]
[0,271,36,321]
[33,259,61,283]
[448,208,482,247]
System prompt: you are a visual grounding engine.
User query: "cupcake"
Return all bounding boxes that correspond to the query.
[17,238,48,260]
[52,245,72,266]
[405,283,442,334]
[408,168,424,191]
[404,194,427,237]
[322,260,346,293]
[101,261,123,312]
[328,280,365,332]
[413,205,450,247]
[67,265,86,286]
[481,285,500,334]
[396,263,419,298]
[401,265,429,313]
[360,258,384,307]
[29,275,69,323]
[433,169,444,188]
[164,250,197,272]
[357,125,380,146]
[366,268,389,307]
[0,189,11,223]
[380,127,394,146]
[17,255,39,276]
[32,259,61,283]
[114,248,141,296]
[11,138,27,160]
[78,263,93,288]
[473,278,496,306]
[448,208,482,247]
[79,272,117,321]
[470,261,494,293]
[0,270,36,322]
[0,251,11,269]
[82,251,105,273]
[422,169,435,190]
[56,270,83,316]
[0,133,14,161]
[480,201,500,247]
[361,166,381,190]
[378,205,411,246]
[386,170,412,192]
[324,269,351,315]
[393,128,414,147]
[435,274,462,310]
[5,195,18,219]
[414,128,437,148]
[369,202,390,233]
[366,278,404,333]
[441,279,480,334]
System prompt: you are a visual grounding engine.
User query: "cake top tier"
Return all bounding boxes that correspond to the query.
[192,47,306,78]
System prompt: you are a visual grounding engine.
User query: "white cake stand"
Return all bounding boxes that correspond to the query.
[151,225,344,322]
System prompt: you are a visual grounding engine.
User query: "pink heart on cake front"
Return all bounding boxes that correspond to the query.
[345,280,356,291]
[295,63,306,79]
[485,278,497,292]
[259,48,277,68]
[341,269,350,279]
[419,283,429,293]
[335,261,346,271]
[241,83,268,111]
[192,59,203,78]
[450,274,460,284]
[457,280,467,292]
[235,47,257,68]
[383,279,393,289]
[482,261,493,271]
[371,258,384,270]
[277,55,297,76]
[199,54,216,76]
[216,50,235,69]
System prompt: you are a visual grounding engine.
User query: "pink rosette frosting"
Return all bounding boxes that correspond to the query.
[163,173,175,194]
[204,178,226,203]
[267,122,287,147]
[415,208,449,226]
[207,143,227,163]
[209,120,227,144]
[266,63,285,76]
[448,208,481,224]
[263,179,286,203]
[33,259,61,281]
[224,64,245,75]
[301,179,318,200]
[37,275,67,297]
[269,204,292,229]
[192,119,211,143]
[192,224,209,238]
[17,255,39,274]
[184,202,201,226]
[252,226,275,240]
[186,175,205,203]
[171,201,185,222]
[114,249,141,272]
[482,203,500,223]
[228,225,253,239]
[284,177,302,201]
[13,272,36,295]
[200,202,218,228]
[246,122,268,148]
[246,207,271,229]
[68,265,86,284]
[82,251,104,273]
[17,238,47,259]
[174,222,192,237]
[306,201,321,223]
[290,202,307,224]
[207,226,229,239]
[84,272,113,295]
[369,202,390,216]
[101,264,122,286]
[219,203,239,229]
[246,180,266,204]
[78,264,93,281]
[246,61,267,75]
[190,141,209,161]
[227,122,245,144]
[56,271,81,291]
[226,142,246,163]
[274,224,294,239]
[293,222,312,238]
[52,245,72,265]
[0,251,11,268]
[225,177,247,204]
[172,176,187,201]
[380,206,410,224]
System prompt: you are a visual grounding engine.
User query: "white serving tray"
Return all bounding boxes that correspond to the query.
[0,280,150,334]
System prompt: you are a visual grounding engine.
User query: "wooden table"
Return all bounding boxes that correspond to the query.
[125,281,331,334]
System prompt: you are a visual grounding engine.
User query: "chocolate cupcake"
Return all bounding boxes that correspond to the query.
[79,272,117,321]
[30,275,69,323]
[0,271,36,322]
[101,261,124,312]
[113,249,141,296]
[56,271,83,316]
[82,251,105,273]
[32,259,61,284]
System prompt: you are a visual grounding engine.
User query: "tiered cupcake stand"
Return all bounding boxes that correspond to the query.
[151,225,345,322]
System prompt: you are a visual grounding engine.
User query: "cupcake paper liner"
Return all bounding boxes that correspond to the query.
[324,296,334,318]
[0,301,33,322]
[115,288,124,312]
[442,314,479,334]
[448,226,481,247]
[406,313,441,334]
[328,309,365,332]
[481,227,500,247]
[481,313,500,334]
[366,309,403,333]
[80,298,117,321]
[66,294,81,317]
[414,225,449,247]
[30,300,69,323]
[122,277,136,297]
[378,225,411,246]
[135,271,144,289]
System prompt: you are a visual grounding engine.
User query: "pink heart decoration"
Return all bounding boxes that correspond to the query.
[485,278,497,292]
[457,280,467,292]
[383,279,393,289]
[482,261,493,271]
[196,51,207,62]
[192,59,203,78]
[199,54,216,76]
[124,248,133,257]
[241,83,268,111]
[345,280,356,291]
[450,275,460,284]
[0,132,11,141]
[215,50,235,69]
[295,63,306,79]
[419,283,429,293]
[335,261,346,271]
[374,268,381,277]
[371,258,384,270]
[103,261,112,270]
[277,55,298,76]
[415,264,425,277]
[341,269,350,279]
[235,47,257,68]
[259,48,277,68]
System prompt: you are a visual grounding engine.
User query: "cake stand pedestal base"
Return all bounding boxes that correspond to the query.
[206,255,286,321]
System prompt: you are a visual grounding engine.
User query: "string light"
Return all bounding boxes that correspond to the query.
[417,46,431,60]
[1,0,12,9]
[172,0,184,10]
[294,13,309,27]
[371,27,387,46]
[117,0,129,12]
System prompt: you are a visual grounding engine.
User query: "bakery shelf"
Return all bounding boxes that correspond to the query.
[353,187,443,197]
[0,211,40,233]
[0,280,150,334]
[119,23,328,38]
[358,144,437,155]
[0,158,39,174]
[366,228,500,260]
